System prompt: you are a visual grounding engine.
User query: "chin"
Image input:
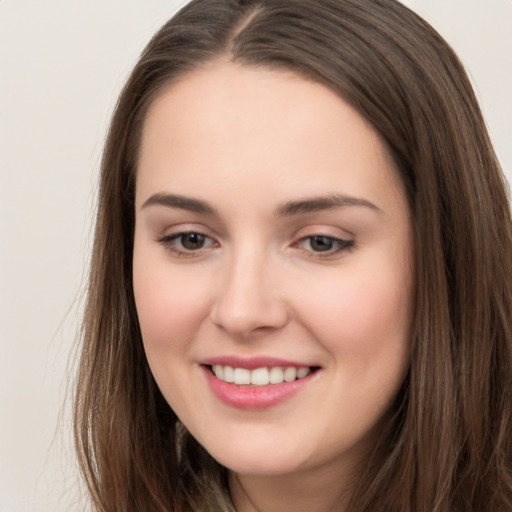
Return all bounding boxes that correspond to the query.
[217,454,307,477]
[197,432,323,477]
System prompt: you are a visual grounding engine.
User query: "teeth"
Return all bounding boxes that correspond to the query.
[251,367,270,386]
[233,368,251,385]
[223,366,234,383]
[297,367,310,379]
[211,365,312,386]
[269,367,284,384]
[283,367,297,382]
[213,365,223,380]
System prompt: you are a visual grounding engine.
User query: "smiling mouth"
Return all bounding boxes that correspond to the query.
[208,365,320,386]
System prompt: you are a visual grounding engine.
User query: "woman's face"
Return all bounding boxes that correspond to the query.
[133,63,414,479]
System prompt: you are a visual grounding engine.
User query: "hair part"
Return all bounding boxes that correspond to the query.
[74,1,512,510]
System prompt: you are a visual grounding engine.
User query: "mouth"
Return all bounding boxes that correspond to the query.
[200,357,321,409]
[207,364,320,386]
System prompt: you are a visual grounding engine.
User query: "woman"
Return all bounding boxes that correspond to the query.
[74,0,512,510]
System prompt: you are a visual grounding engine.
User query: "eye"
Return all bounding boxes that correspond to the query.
[297,235,354,255]
[158,231,217,254]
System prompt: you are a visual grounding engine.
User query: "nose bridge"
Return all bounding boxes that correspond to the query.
[211,242,288,336]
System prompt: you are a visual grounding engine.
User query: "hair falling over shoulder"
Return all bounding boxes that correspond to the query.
[74,0,512,510]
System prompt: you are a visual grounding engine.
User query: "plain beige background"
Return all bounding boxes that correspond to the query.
[1,1,511,511]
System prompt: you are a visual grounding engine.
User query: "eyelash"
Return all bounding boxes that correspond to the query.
[294,235,354,257]
[158,231,217,257]
[157,232,354,258]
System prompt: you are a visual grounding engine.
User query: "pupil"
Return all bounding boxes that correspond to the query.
[310,236,333,252]
[182,233,205,250]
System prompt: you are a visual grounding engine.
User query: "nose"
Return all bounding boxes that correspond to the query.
[210,250,289,338]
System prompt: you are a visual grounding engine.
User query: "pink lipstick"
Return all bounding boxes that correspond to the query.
[200,356,319,410]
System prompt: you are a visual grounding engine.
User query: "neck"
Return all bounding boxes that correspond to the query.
[228,457,363,512]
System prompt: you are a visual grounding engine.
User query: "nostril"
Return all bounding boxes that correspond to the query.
[209,270,289,336]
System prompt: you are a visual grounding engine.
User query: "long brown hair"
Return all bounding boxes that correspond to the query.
[74,1,512,510]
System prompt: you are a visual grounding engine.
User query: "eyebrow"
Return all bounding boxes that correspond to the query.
[141,193,217,215]
[141,192,379,216]
[276,194,380,216]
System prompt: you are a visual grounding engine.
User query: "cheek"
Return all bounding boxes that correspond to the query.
[132,250,212,354]
[132,250,214,415]
[297,256,413,359]
[302,259,413,434]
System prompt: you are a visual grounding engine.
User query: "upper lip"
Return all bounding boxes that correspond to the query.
[200,356,317,370]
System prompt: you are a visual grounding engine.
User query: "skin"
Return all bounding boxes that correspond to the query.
[133,61,415,512]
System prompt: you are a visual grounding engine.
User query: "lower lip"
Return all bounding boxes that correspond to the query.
[202,366,317,410]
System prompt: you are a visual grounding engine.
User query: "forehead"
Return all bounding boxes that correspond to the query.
[140,63,351,156]
[136,62,405,213]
